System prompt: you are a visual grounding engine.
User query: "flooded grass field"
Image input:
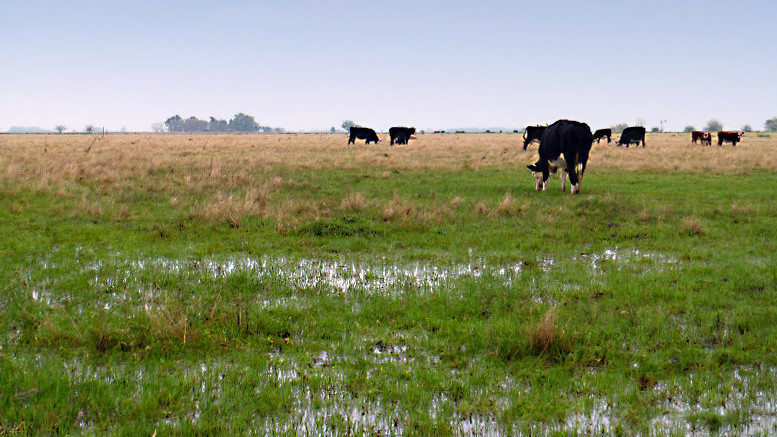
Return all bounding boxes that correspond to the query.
[1,133,777,435]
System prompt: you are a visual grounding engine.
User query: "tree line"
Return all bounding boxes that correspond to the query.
[612,118,777,134]
[161,113,283,133]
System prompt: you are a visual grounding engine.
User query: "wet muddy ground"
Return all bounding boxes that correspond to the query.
[6,247,777,435]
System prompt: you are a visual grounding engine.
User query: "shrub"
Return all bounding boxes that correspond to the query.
[704,119,724,132]
[765,117,777,132]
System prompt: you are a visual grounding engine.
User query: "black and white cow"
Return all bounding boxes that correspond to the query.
[348,126,380,145]
[389,126,415,145]
[617,126,646,148]
[522,125,547,150]
[527,119,593,194]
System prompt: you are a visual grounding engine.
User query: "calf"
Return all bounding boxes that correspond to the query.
[527,119,593,194]
[691,131,712,146]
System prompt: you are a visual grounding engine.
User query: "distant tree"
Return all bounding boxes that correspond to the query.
[704,119,724,132]
[229,113,259,132]
[273,127,285,133]
[55,125,67,134]
[764,117,777,132]
[151,122,164,133]
[742,124,753,133]
[165,115,183,132]
[650,127,660,133]
[85,124,94,134]
[683,126,695,133]
[330,127,336,133]
[208,117,229,132]
[183,116,208,132]
[611,123,628,133]
[341,120,358,131]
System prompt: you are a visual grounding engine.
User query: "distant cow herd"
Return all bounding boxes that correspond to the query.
[346,123,746,194]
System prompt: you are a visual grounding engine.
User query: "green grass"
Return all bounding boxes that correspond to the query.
[1,168,777,435]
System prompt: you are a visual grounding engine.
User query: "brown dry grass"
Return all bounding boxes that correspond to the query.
[2,132,773,184]
[1,132,774,224]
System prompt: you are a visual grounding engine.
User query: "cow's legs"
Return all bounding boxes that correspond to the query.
[567,165,581,194]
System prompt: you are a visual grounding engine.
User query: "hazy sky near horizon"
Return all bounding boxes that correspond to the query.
[2,0,776,132]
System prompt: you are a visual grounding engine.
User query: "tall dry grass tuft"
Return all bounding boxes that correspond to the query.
[681,217,705,236]
[245,183,271,210]
[474,202,489,216]
[145,300,196,344]
[382,194,415,221]
[731,203,756,215]
[342,192,369,213]
[529,307,569,356]
[495,193,525,216]
[116,204,131,221]
[195,192,263,227]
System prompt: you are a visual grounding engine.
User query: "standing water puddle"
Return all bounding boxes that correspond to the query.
[51,246,681,299]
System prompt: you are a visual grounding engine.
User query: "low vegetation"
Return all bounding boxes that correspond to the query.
[1,132,776,435]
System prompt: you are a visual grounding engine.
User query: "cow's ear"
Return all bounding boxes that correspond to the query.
[527,164,540,172]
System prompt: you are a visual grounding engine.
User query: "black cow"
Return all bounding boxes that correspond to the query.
[691,131,712,146]
[522,125,547,150]
[527,119,593,194]
[592,128,612,144]
[348,126,380,145]
[717,131,743,146]
[617,126,646,148]
[389,127,415,145]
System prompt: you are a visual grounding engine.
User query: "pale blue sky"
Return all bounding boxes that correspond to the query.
[2,0,775,132]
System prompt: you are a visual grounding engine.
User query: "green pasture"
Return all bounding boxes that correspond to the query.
[1,168,776,435]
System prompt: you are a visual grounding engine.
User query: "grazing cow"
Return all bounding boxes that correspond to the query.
[717,131,743,146]
[389,127,415,145]
[691,131,712,146]
[526,119,593,194]
[522,125,547,150]
[617,126,646,148]
[348,126,380,145]
[592,128,612,144]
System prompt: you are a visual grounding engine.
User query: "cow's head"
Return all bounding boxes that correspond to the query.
[527,164,545,191]
[738,132,744,139]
